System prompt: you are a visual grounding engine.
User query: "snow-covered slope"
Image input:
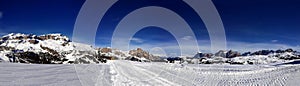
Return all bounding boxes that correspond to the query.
[1,60,300,86]
[1,33,72,53]
[0,33,99,64]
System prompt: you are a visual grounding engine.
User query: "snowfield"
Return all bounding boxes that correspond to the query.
[1,60,300,86]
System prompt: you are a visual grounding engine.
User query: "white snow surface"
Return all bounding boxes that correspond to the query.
[1,60,300,86]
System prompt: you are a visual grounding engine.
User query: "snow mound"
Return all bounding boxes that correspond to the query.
[0,33,100,64]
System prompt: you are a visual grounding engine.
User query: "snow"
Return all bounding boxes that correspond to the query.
[231,55,287,64]
[0,33,101,63]
[41,39,73,52]
[71,42,94,52]
[1,33,300,85]
[0,51,10,61]
[0,33,73,53]
[1,61,300,86]
[2,33,28,39]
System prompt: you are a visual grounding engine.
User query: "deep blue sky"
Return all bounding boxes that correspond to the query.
[1,0,300,55]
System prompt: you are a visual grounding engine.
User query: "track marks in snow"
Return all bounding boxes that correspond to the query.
[1,61,300,86]
[74,64,112,86]
[110,61,300,86]
[110,61,178,86]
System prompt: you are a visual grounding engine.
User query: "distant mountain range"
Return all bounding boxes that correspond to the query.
[0,33,299,65]
[0,33,160,64]
[190,49,300,65]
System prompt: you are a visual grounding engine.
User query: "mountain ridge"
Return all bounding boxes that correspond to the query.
[0,33,299,65]
[0,33,161,64]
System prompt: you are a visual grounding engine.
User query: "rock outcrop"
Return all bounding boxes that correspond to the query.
[129,48,160,61]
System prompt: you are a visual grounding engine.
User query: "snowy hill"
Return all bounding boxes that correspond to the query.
[0,33,101,64]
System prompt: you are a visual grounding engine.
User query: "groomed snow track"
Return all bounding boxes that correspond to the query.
[1,60,300,86]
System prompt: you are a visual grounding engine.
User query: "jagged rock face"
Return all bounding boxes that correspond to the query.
[37,34,70,42]
[276,50,285,53]
[215,50,227,58]
[100,48,112,53]
[194,52,214,58]
[251,50,274,55]
[204,53,214,58]
[194,52,203,58]
[242,52,251,56]
[285,48,294,52]
[226,50,241,58]
[28,39,39,44]
[214,50,240,58]
[129,48,149,58]
[129,48,160,61]
[7,51,64,64]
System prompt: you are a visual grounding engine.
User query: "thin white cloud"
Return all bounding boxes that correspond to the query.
[130,37,144,43]
[181,36,193,40]
[271,40,278,43]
